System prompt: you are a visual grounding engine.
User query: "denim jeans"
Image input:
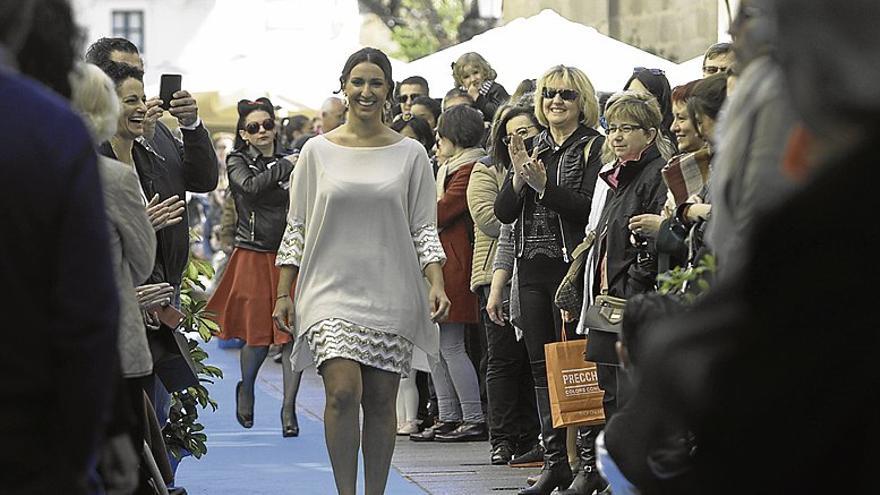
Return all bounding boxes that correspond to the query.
[427,322,484,423]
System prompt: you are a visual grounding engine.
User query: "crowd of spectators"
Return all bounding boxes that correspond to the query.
[2,0,877,493]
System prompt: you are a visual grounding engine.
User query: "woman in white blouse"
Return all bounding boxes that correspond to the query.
[272,48,450,495]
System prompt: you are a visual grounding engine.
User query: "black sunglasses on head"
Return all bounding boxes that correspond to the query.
[245,119,275,134]
[542,88,579,101]
[633,67,666,76]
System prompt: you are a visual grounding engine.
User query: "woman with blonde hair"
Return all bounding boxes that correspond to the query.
[452,52,510,121]
[494,64,605,495]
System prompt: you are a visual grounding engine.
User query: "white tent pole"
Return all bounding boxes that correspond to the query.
[719,0,739,41]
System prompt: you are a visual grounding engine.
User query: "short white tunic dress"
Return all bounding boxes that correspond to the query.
[276,136,445,375]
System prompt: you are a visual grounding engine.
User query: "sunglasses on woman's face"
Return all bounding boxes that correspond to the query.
[245,119,275,134]
[502,125,538,145]
[542,88,579,101]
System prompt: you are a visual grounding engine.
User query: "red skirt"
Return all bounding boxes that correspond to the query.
[207,248,294,346]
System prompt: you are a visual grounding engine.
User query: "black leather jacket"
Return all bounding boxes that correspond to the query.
[99,121,219,286]
[226,143,294,252]
[494,125,605,262]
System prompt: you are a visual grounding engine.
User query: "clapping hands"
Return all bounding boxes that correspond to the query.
[146,194,186,232]
[508,134,547,193]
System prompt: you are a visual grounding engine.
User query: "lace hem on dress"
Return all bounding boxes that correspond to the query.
[306,318,414,376]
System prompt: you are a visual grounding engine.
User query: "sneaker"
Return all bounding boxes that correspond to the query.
[396,420,419,435]
[509,443,544,468]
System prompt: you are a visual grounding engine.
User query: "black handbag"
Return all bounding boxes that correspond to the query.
[147,323,199,393]
[583,294,627,366]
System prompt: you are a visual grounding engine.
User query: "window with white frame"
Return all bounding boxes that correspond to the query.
[112,10,144,53]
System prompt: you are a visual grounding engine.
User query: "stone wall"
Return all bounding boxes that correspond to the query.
[503,0,718,62]
[503,0,610,34]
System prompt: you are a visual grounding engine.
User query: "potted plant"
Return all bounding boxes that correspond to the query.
[163,253,223,468]
[656,254,716,302]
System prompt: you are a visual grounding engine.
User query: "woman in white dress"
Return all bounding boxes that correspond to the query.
[272,47,451,495]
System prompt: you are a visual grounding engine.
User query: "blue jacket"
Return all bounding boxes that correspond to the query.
[0,69,119,492]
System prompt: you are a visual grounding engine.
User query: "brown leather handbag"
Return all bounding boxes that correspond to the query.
[553,230,597,314]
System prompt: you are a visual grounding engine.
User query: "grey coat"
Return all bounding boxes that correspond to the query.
[706,56,798,278]
[98,156,157,378]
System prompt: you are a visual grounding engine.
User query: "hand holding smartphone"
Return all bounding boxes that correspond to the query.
[159,74,182,111]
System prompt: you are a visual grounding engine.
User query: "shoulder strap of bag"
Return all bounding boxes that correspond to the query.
[582,136,598,168]
[570,229,597,260]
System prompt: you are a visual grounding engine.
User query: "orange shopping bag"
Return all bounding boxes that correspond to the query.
[544,327,605,428]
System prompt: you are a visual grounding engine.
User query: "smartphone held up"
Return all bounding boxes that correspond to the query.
[159,74,182,110]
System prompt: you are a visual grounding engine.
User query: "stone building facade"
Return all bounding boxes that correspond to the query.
[502,0,719,62]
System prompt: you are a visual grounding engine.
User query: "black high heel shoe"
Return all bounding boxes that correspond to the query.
[281,408,299,437]
[235,381,253,429]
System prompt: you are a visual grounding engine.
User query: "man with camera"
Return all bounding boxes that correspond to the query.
[86,37,219,421]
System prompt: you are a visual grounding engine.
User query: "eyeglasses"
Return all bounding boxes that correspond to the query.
[606,124,645,135]
[702,65,728,75]
[633,67,666,76]
[502,125,538,145]
[245,119,276,134]
[399,93,423,102]
[541,88,579,101]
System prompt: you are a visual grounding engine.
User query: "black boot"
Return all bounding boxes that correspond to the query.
[518,462,573,495]
[558,425,606,495]
[518,387,572,494]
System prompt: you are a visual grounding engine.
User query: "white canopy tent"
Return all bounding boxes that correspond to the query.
[402,9,679,97]
[667,56,705,87]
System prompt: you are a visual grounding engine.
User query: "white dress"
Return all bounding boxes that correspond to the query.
[276,136,445,375]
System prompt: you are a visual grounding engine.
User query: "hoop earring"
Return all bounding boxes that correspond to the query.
[384,100,392,112]
[342,94,350,108]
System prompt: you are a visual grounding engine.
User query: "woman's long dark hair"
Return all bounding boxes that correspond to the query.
[233,97,275,151]
[687,74,728,140]
[490,105,544,169]
[391,114,435,152]
[625,69,675,149]
[338,47,394,105]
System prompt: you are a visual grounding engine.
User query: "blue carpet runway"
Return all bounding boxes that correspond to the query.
[175,339,425,495]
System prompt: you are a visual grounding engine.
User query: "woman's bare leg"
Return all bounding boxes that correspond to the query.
[281,342,302,429]
[320,358,363,495]
[360,365,401,495]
